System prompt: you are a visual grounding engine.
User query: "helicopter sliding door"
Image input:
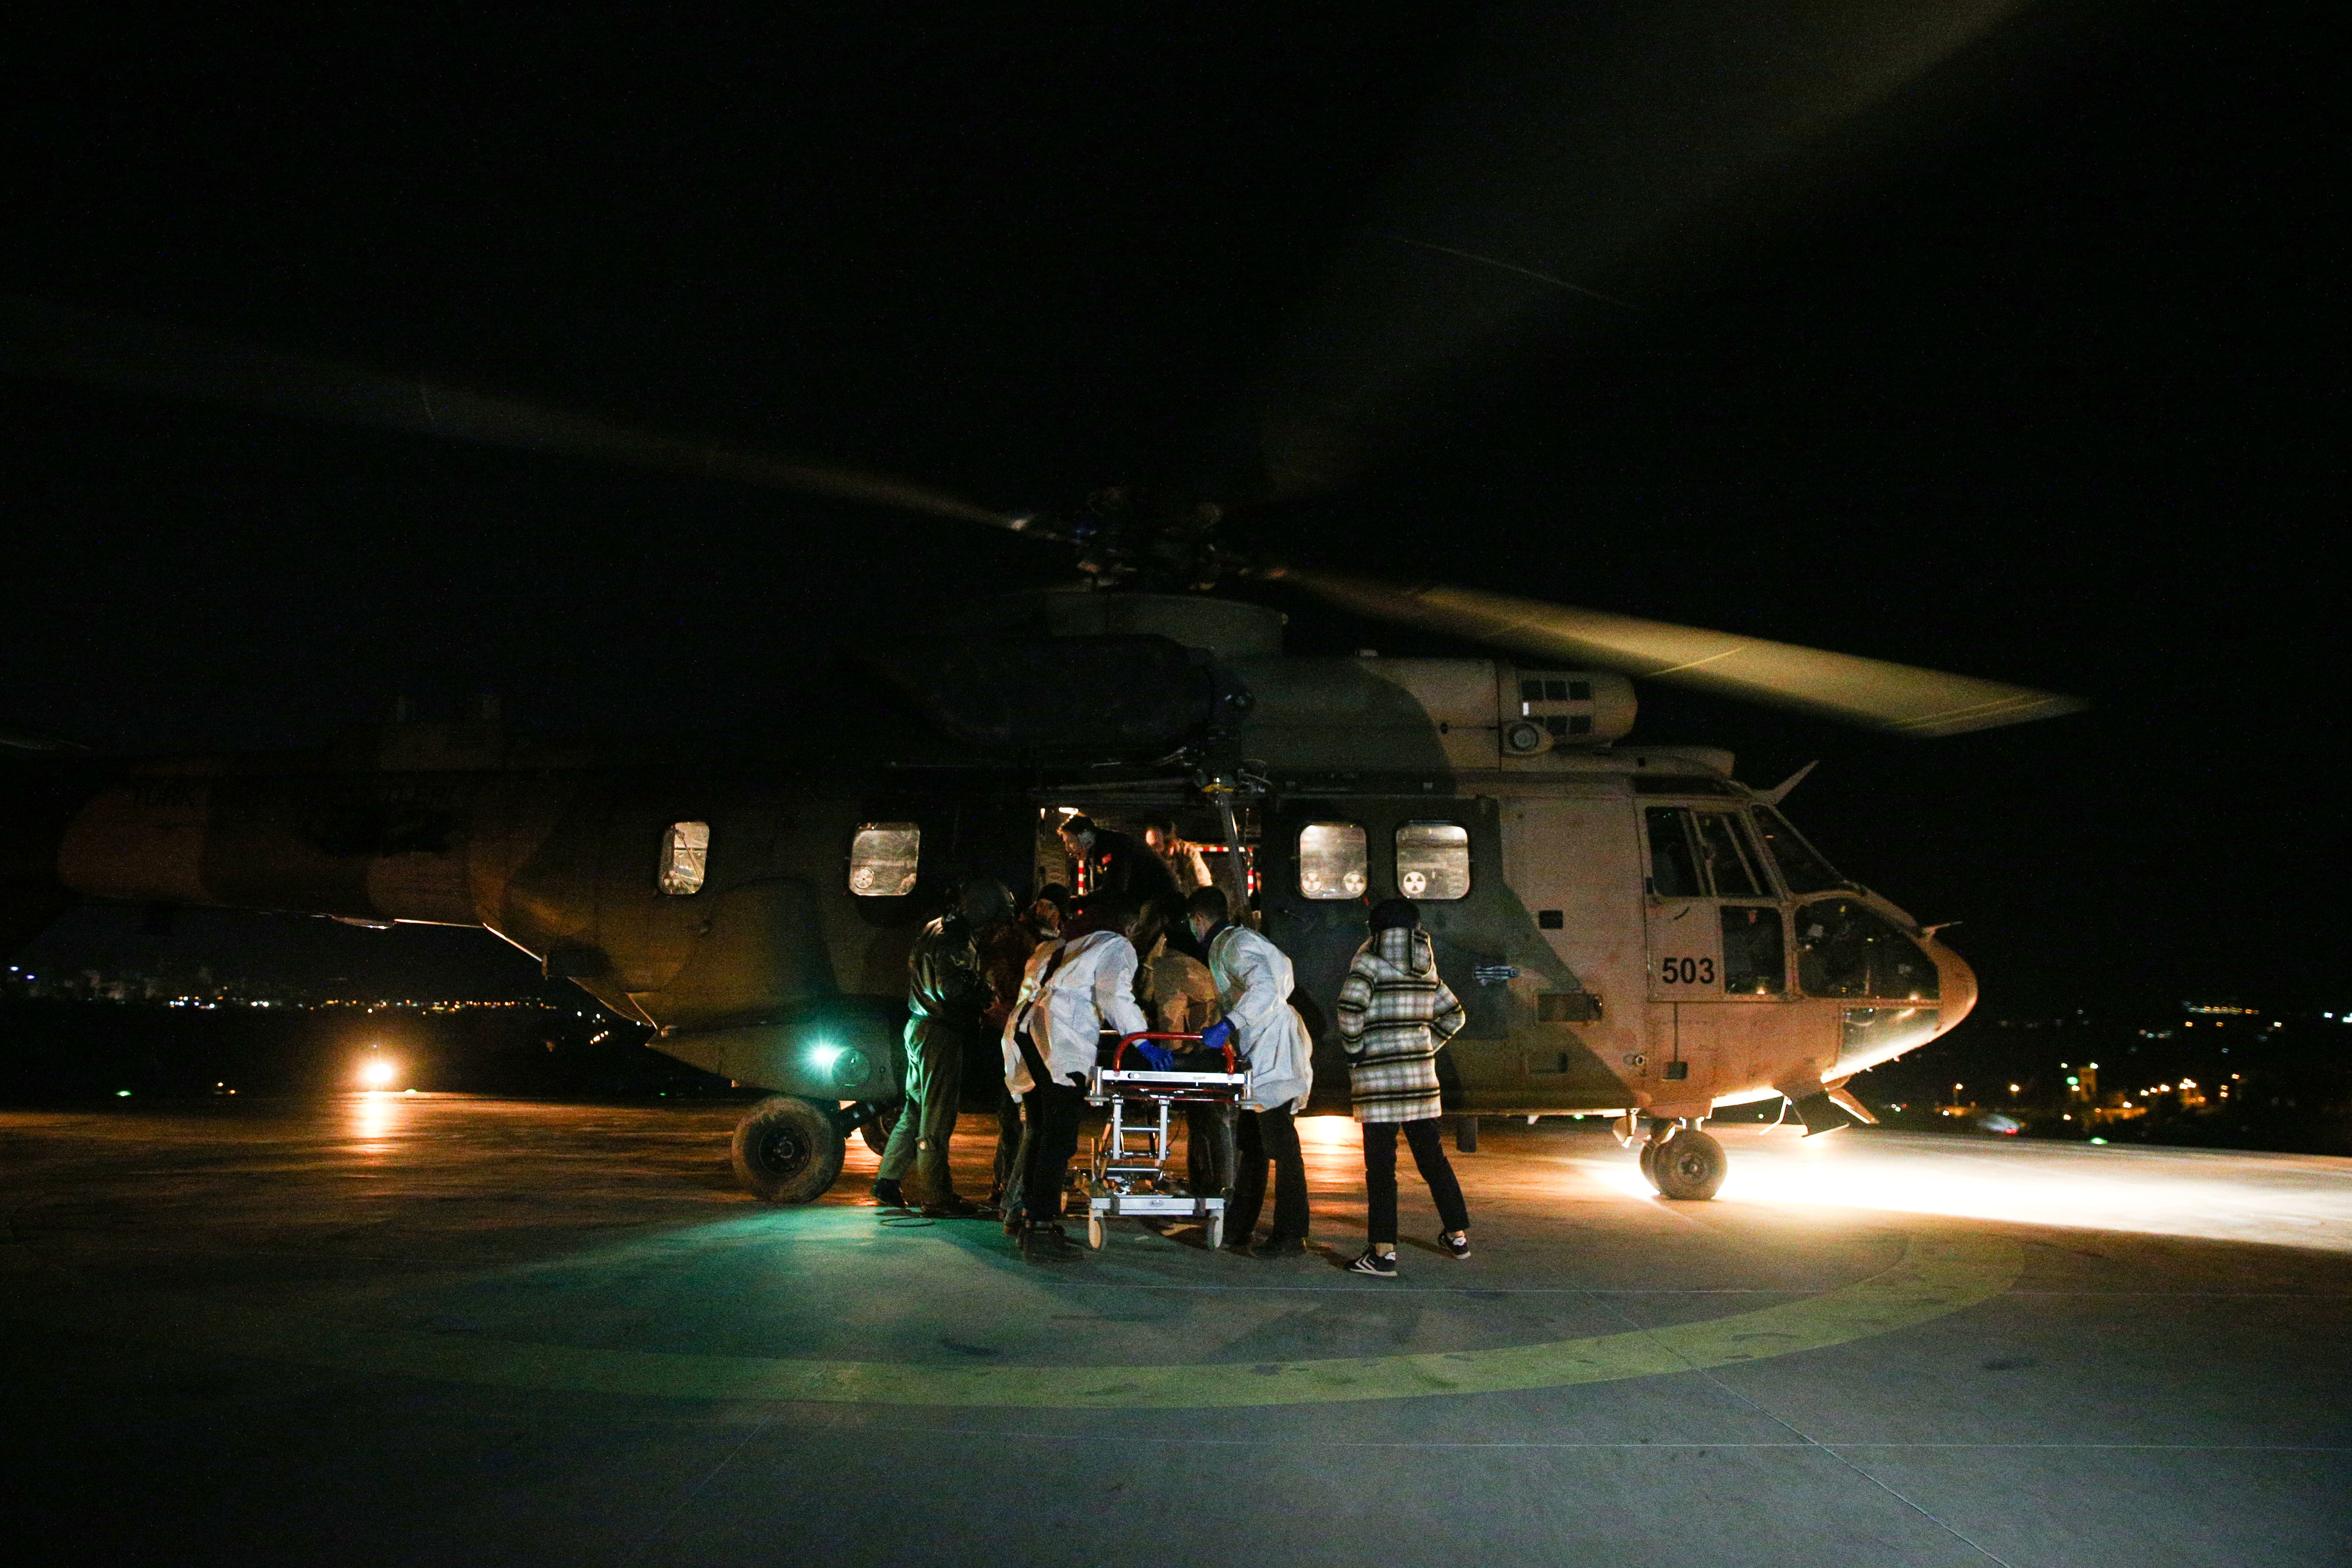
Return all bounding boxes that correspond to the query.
[1494,793,1649,1102]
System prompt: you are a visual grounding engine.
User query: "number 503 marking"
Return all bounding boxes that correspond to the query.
[1661,956,1715,985]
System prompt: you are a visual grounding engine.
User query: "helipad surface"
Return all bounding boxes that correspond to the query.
[3,1098,2346,1566]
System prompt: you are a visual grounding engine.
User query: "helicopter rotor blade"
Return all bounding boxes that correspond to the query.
[1271,568,2084,737]
[1244,0,2031,498]
[0,294,1033,534]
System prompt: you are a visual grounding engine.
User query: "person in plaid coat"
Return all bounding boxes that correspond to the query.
[1335,898,1471,1277]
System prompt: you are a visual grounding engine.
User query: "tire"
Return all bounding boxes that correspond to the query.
[730,1096,846,1203]
[1651,1129,1726,1201]
[1637,1138,1662,1191]
[859,1098,903,1157]
[1206,1210,1225,1250]
[1086,1214,1105,1250]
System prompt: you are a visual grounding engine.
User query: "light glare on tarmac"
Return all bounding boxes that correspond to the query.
[5,1098,2347,1566]
[1571,1124,2352,1253]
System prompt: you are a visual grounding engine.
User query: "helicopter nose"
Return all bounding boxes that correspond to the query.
[1930,937,1980,1036]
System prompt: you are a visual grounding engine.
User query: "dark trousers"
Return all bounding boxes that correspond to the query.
[1229,1106,1309,1242]
[992,1084,1024,1211]
[1018,1081,1086,1226]
[879,1021,965,1202]
[1184,1102,1237,1197]
[1364,1117,1469,1243]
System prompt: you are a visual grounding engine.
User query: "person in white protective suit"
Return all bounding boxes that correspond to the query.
[1186,885,1314,1258]
[1002,891,1151,1262]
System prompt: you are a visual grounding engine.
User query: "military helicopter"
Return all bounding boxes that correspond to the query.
[0,3,2083,1204]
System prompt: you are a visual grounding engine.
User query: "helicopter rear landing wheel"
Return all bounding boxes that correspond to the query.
[1648,1129,1726,1201]
[1086,1214,1106,1250]
[730,1096,847,1203]
[858,1098,903,1157]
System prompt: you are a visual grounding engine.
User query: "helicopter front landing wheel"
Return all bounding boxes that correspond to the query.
[730,1096,847,1203]
[1646,1128,1726,1201]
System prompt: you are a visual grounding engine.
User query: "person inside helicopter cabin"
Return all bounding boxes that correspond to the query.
[1004,890,1152,1263]
[1335,897,1471,1278]
[1058,814,1181,913]
[873,876,1013,1218]
[1186,885,1313,1257]
[1143,818,1214,892]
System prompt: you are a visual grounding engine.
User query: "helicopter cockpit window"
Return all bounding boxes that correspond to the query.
[1297,823,1367,900]
[1796,898,1939,1000]
[1695,812,1768,897]
[1395,822,1470,900]
[848,823,921,897]
[1644,808,1705,898]
[1720,906,1785,994]
[658,821,710,896]
[1753,806,1845,894]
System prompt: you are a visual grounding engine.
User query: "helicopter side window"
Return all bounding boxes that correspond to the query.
[1395,821,1470,900]
[1695,812,1766,897]
[1753,806,1844,894]
[1795,898,1939,1000]
[658,821,710,895]
[1644,808,1704,897]
[1296,823,1367,900]
[848,823,921,897]
[1720,905,1785,994]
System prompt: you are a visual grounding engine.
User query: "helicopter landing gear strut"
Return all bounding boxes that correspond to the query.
[1622,1115,1728,1202]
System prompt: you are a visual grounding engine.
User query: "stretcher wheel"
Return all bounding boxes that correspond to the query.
[1086,1214,1105,1250]
[1205,1211,1225,1250]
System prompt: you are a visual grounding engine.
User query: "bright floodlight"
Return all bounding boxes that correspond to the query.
[359,1058,397,1088]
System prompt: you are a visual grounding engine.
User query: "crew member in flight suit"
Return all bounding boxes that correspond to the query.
[1186,885,1314,1257]
[1004,891,1151,1262]
[875,877,1013,1217]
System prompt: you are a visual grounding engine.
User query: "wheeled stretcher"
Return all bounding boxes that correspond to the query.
[1080,1031,1247,1251]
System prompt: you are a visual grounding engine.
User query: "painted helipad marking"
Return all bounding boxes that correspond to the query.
[4,1230,2021,1408]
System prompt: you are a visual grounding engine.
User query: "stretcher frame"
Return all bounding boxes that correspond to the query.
[1081,1031,1247,1251]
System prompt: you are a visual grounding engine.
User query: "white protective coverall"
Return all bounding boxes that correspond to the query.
[1207,924,1314,1112]
[1002,928,1150,1094]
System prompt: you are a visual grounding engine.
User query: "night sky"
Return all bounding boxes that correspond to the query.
[3,8,2338,1018]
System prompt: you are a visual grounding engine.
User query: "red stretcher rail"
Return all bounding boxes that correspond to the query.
[1114,1031,1235,1073]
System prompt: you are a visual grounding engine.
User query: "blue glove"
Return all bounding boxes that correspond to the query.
[1198,1020,1235,1054]
[1134,1042,1176,1071]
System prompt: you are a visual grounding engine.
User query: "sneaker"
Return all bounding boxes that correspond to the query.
[1348,1249,1399,1279]
[1440,1230,1471,1260]
[870,1177,906,1208]
[1248,1235,1307,1259]
[921,1195,983,1219]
